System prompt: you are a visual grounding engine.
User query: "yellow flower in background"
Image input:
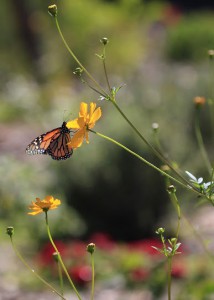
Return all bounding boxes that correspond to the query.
[67,102,102,148]
[193,96,206,107]
[28,195,61,215]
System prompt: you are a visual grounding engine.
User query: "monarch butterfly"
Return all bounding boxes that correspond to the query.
[26,121,73,160]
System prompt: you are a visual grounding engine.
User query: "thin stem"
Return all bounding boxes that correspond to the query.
[209,168,214,198]
[54,17,108,98]
[167,257,172,300]
[170,192,181,239]
[82,79,107,98]
[10,236,66,300]
[90,253,95,300]
[194,108,212,174]
[45,212,82,300]
[208,55,214,139]
[110,100,196,189]
[57,257,64,297]
[90,129,203,196]
[102,46,111,93]
[211,167,214,183]
[153,127,165,155]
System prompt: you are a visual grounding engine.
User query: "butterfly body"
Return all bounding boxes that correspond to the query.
[26,122,73,160]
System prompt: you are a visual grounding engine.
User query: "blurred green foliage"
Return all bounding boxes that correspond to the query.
[165,13,214,61]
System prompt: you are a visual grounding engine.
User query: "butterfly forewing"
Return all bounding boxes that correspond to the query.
[26,122,73,160]
[26,134,48,155]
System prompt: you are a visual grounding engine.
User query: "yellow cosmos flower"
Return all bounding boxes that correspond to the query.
[28,195,61,215]
[193,96,206,107]
[67,102,102,148]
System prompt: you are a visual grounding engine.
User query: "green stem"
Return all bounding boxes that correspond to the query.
[110,100,196,189]
[90,129,203,196]
[54,17,107,98]
[10,236,66,300]
[45,212,82,300]
[57,257,64,297]
[102,46,111,93]
[209,168,214,198]
[167,257,172,300]
[153,127,165,154]
[169,192,181,239]
[90,253,95,300]
[194,108,212,174]
[208,55,214,139]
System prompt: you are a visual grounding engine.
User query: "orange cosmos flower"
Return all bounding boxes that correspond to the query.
[67,102,102,148]
[193,96,206,107]
[28,195,61,215]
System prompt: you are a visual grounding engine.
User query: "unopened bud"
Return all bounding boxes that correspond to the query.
[6,226,14,237]
[156,227,165,235]
[170,238,177,245]
[100,37,109,45]
[53,252,60,262]
[87,243,95,254]
[208,50,214,59]
[48,4,57,17]
[152,122,159,131]
[73,67,83,77]
[167,185,176,194]
[193,96,206,108]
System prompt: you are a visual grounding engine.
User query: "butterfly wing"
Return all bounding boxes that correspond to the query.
[47,131,73,160]
[26,122,73,160]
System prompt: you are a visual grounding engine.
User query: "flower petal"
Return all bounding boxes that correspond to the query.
[79,102,88,118]
[69,129,85,148]
[89,107,102,127]
[89,102,97,119]
[28,210,42,215]
[28,195,61,215]
[45,195,54,202]
[67,117,85,130]
[66,118,81,129]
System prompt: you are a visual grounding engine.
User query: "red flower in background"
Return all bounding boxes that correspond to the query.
[128,239,163,256]
[69,265,92,285]
[171,261,187,279]
[38,241,66,266]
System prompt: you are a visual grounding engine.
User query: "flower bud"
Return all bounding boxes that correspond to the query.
[73,67,83,77]
[193,96,206,108]
[156,227,165,235]
[152,122,159,132]
[87,243,96,254]
[53,251,60,262]
[167,185,176,194]
[170,237,177,245]
[100,37,109,45]
[208,49,214,59]
[6,226,14,237]
[48,4,57,17]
